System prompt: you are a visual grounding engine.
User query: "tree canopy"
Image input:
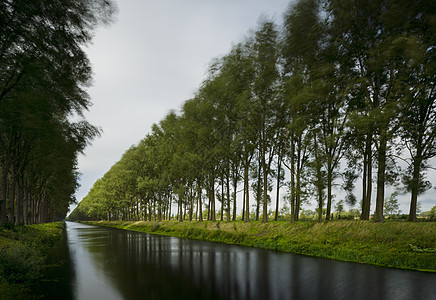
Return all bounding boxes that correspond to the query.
[69,0,435,223]
[0,0,117,224]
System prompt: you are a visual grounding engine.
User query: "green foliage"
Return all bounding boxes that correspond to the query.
[150,223,161,232]
[335,200,344,214]
[384,192,401,217]
[0,222,64,297]
[70,0,435,225]
[0,276,32,300]
[0,0,117,224]
[409,244,436,254]
[0,244,42,283]
[429,205,436,220]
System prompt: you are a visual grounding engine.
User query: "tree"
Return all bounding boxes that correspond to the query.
[69,0,436,228]
[252,20,280,223]
[282,0,322,222]
[335,199,344,219]
[326,0,434,222]
[395,2,436,221]
[384,192,400,217]
[0,0,116,103]
[0,0,116,224]
[430,205,436,221]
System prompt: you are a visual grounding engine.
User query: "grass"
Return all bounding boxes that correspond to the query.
[84,219,436,272]
[0,222,65,299]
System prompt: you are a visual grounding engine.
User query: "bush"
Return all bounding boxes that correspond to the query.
[0,276,31,300]
[0,244,42,284]
[2,220,16,231]
[430,205,436,221]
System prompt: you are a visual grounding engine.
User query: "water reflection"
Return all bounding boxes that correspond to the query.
[44,222,436,300]
[37,228,75,299]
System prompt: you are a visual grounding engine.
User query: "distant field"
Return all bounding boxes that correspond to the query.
[84,220,436,272]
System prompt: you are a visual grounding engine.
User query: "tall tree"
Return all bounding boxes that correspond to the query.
[327,0,433,222]
[252,20,280,223]
[0,0,116,224]
[396,1,436,220]
[282,0,321,222]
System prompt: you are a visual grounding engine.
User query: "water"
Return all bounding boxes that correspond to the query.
[39,222,436,299]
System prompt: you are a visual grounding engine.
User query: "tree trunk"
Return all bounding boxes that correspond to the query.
[256,157,261,221]
[296,171,301,221]
[220,177,224,221]
[317,188,323,223]
[326,168,333,221]
[408,157,422,222]
[157,192,162,222]
[274,157,281,221]
[207,193,211,221]
[197,182,203,222]
[361,135,372,220]
[33,199,38,223]
[232,174,237,221]
[16,177,24,224]
[314,133,324,223]
[361,149,368,219]
[262,159,268,223]
[244,162,250,222]
[242,186,245,221]
[226,173,230,222]
[24,192,29,225]
[8,170,16,223]
[290,133,296,223]
[189,185,193,222]
[28,196,33,225]
[154,197,158,221]
[295,140,302,221]
[0,159,9,224]
[178,188,183,222]
[210,176,216,222]
[366,154,372,218]
[374,132,387,223]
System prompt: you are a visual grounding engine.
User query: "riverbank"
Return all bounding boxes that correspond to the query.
[84,220,436,272]
[0,222,65,299]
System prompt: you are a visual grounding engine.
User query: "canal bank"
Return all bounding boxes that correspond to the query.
[41,222,436,299]
[83,220,436,272]
[0,222,65,299]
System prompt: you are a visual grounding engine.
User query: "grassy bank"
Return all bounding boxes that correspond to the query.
[0,222,65,299]
[85,220,436,272]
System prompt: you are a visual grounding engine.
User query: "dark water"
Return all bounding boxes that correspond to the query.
[39,221,436,300]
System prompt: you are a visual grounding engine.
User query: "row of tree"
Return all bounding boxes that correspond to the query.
[69,0,435,223]
[0,0,116,224]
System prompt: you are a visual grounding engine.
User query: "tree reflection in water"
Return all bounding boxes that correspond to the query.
[41,222,436,300]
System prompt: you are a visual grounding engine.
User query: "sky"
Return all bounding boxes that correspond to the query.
[72,0,436,215]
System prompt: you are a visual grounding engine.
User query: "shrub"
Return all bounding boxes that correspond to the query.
[2,221,16,231]
[0,244,42,284]
[430,205,436,221]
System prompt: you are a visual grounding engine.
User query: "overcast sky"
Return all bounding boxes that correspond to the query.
[73,0,436,215]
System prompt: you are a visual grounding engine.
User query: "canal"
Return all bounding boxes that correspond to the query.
[38,221,436,299]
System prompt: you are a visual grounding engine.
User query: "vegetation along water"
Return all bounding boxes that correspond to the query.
[69,0,436,228]
[0,0,435,298]
[83,220,436,272]
[0,222,64,299]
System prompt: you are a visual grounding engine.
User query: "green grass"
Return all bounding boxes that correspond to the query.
[84,219,436,272]
[0,222,65,299]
